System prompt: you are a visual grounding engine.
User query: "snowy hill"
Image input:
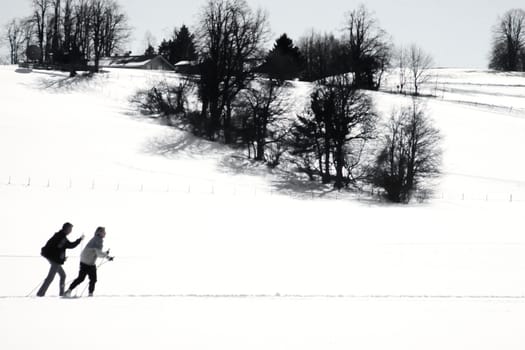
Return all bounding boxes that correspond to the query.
[1,65,525,350]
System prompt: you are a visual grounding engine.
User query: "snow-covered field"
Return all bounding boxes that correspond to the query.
[1,65,525,349]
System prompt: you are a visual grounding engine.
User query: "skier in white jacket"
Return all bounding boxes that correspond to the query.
[64,227,113,297]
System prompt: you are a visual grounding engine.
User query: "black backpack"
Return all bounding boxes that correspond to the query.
[41,232,59,259]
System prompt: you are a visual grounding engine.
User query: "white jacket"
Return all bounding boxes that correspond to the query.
[80,234,108,266]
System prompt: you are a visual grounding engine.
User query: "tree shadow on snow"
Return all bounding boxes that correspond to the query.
[143,130,228,159]
[15,68,32,74]
[217,155,387,205]
[34,73,105,93]
[143,129,389,205]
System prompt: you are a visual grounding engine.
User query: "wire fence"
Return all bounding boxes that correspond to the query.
[380,85,525,119]
[1,173,270,197]
[2,173,525,204]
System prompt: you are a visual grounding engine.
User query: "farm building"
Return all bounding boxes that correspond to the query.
[173,60,199,74]
[96,55,175,71]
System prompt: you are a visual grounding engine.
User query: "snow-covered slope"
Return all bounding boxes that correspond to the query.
[1,65,525,350]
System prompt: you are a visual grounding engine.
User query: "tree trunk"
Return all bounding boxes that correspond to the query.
[334,143,345,189]
[322,136,331,183]
[223,102,233,144]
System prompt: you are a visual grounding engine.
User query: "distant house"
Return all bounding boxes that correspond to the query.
[173,60,199,74]
[96,55,175,71]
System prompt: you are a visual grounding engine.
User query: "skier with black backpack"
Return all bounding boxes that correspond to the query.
[37,222,84,297]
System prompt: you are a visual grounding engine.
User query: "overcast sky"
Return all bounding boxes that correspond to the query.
[2,0,525,68]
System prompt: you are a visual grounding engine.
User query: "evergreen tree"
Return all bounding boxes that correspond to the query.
[173,25,196,62]
[263,33,304,81]
[144,44,156,58]
[158,25,197,65]
[158,39,174,62]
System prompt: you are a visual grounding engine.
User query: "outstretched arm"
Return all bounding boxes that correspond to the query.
[60,236,83,249]
[95,248,110,259]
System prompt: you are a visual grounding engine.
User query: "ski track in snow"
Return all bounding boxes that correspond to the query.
[3,293,525,300]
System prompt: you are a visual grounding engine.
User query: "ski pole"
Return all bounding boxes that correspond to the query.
[79,253,112,297]
[26,279,45,297]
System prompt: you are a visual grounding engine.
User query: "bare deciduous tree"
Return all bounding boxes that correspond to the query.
[489,8,525,71]
[291,75,377,189]
[324,75,377,188]
[71,0,92,62]
[394,45,408,94]
[408,44,433,96]
[89,0,129,71]
[31,0,51,62]
[236,78,288,161]
[89,0,107,71]
[196,0,270,142]
[4,19,27,64]
[131,77,195,126]
[343,4,391,90]
[102,0,129,56]
[50,0,61,60]
[371,100,442,203]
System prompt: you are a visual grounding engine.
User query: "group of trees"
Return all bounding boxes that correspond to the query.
[296,5,390,88]
[4,18,29,64]
[4,0,443,202]
[290,76,441,200]
[126,0,442,203]
[393,45,434,96]
[3,0,130,71]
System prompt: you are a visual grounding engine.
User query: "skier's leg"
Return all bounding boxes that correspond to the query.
[67,264,88,292]
[57,265,66,296]
[87,265,97,295]
[37,260,59,297]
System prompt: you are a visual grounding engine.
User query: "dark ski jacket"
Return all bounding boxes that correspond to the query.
[41,230,82,265]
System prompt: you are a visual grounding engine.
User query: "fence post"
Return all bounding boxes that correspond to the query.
[510,194,513,203]
[91,180,95,190]
[27,177,31,187]
[8,176,11,185]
